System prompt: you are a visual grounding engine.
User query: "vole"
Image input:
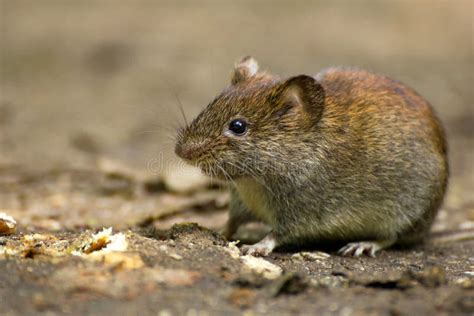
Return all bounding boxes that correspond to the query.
[175,56,449,257]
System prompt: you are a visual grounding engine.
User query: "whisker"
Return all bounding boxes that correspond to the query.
[173,92,189,129]
[134,129,167,135]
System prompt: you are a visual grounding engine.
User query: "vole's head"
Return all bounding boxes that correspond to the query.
[175,56,325,180]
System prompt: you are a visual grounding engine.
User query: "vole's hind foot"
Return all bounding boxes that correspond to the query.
[338,239,395,257]
[241,232,277,257]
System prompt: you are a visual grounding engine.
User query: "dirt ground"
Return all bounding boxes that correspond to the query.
[1,1,473,315]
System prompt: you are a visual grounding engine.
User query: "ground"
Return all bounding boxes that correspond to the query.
[0,1,473,315]
[0,166,472,316]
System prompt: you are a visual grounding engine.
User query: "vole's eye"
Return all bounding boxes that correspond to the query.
[228,119,248,135]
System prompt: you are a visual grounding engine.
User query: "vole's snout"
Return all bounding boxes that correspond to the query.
[174,141,190,161]
[175,140,206,162]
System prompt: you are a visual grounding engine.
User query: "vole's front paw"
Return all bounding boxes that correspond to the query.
[240,233,277,257]
[241,244,272,256]
[338,239,395,257]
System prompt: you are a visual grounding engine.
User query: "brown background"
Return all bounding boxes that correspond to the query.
[2,0,473,222]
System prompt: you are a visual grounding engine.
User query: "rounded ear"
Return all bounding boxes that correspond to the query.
[273,75,325,120]
[231,56,259,85]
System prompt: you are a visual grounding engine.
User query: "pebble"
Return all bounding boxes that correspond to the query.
[240,255,282,279]
[291,251,331,261]
[168,252,183,260]
[162,162,210,193]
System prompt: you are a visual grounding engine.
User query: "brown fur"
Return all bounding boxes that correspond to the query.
[175,57,448,253]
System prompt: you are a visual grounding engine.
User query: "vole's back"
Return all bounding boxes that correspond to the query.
[313,68,448,245]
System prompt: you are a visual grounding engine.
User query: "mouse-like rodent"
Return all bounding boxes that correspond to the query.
[175,56,448,257]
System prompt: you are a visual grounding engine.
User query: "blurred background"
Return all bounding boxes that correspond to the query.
[0,0,473,229]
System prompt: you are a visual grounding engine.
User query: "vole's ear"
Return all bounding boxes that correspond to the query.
[273,75,325,120]
[231,56,259,85]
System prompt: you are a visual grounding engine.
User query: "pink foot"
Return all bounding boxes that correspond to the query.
[241,233,277,257]
[338,239,395,257]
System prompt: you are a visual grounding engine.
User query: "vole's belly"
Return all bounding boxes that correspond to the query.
[234,178,275,225]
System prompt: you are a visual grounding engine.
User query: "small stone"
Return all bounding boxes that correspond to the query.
[168,252,183,260]
[292,251,330,261]
[162,162,210,193]
[240,255,282,279]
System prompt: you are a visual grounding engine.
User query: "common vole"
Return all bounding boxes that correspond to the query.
[175,56,448,257]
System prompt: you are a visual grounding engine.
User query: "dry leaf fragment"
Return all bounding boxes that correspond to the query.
[0,212,16,235]
[73,227,128,256]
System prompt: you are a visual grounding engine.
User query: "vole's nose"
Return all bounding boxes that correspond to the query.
[175,142,189,160]
[175,141,202,161]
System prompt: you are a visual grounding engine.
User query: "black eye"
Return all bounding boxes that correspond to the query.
[228,119,248,135]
